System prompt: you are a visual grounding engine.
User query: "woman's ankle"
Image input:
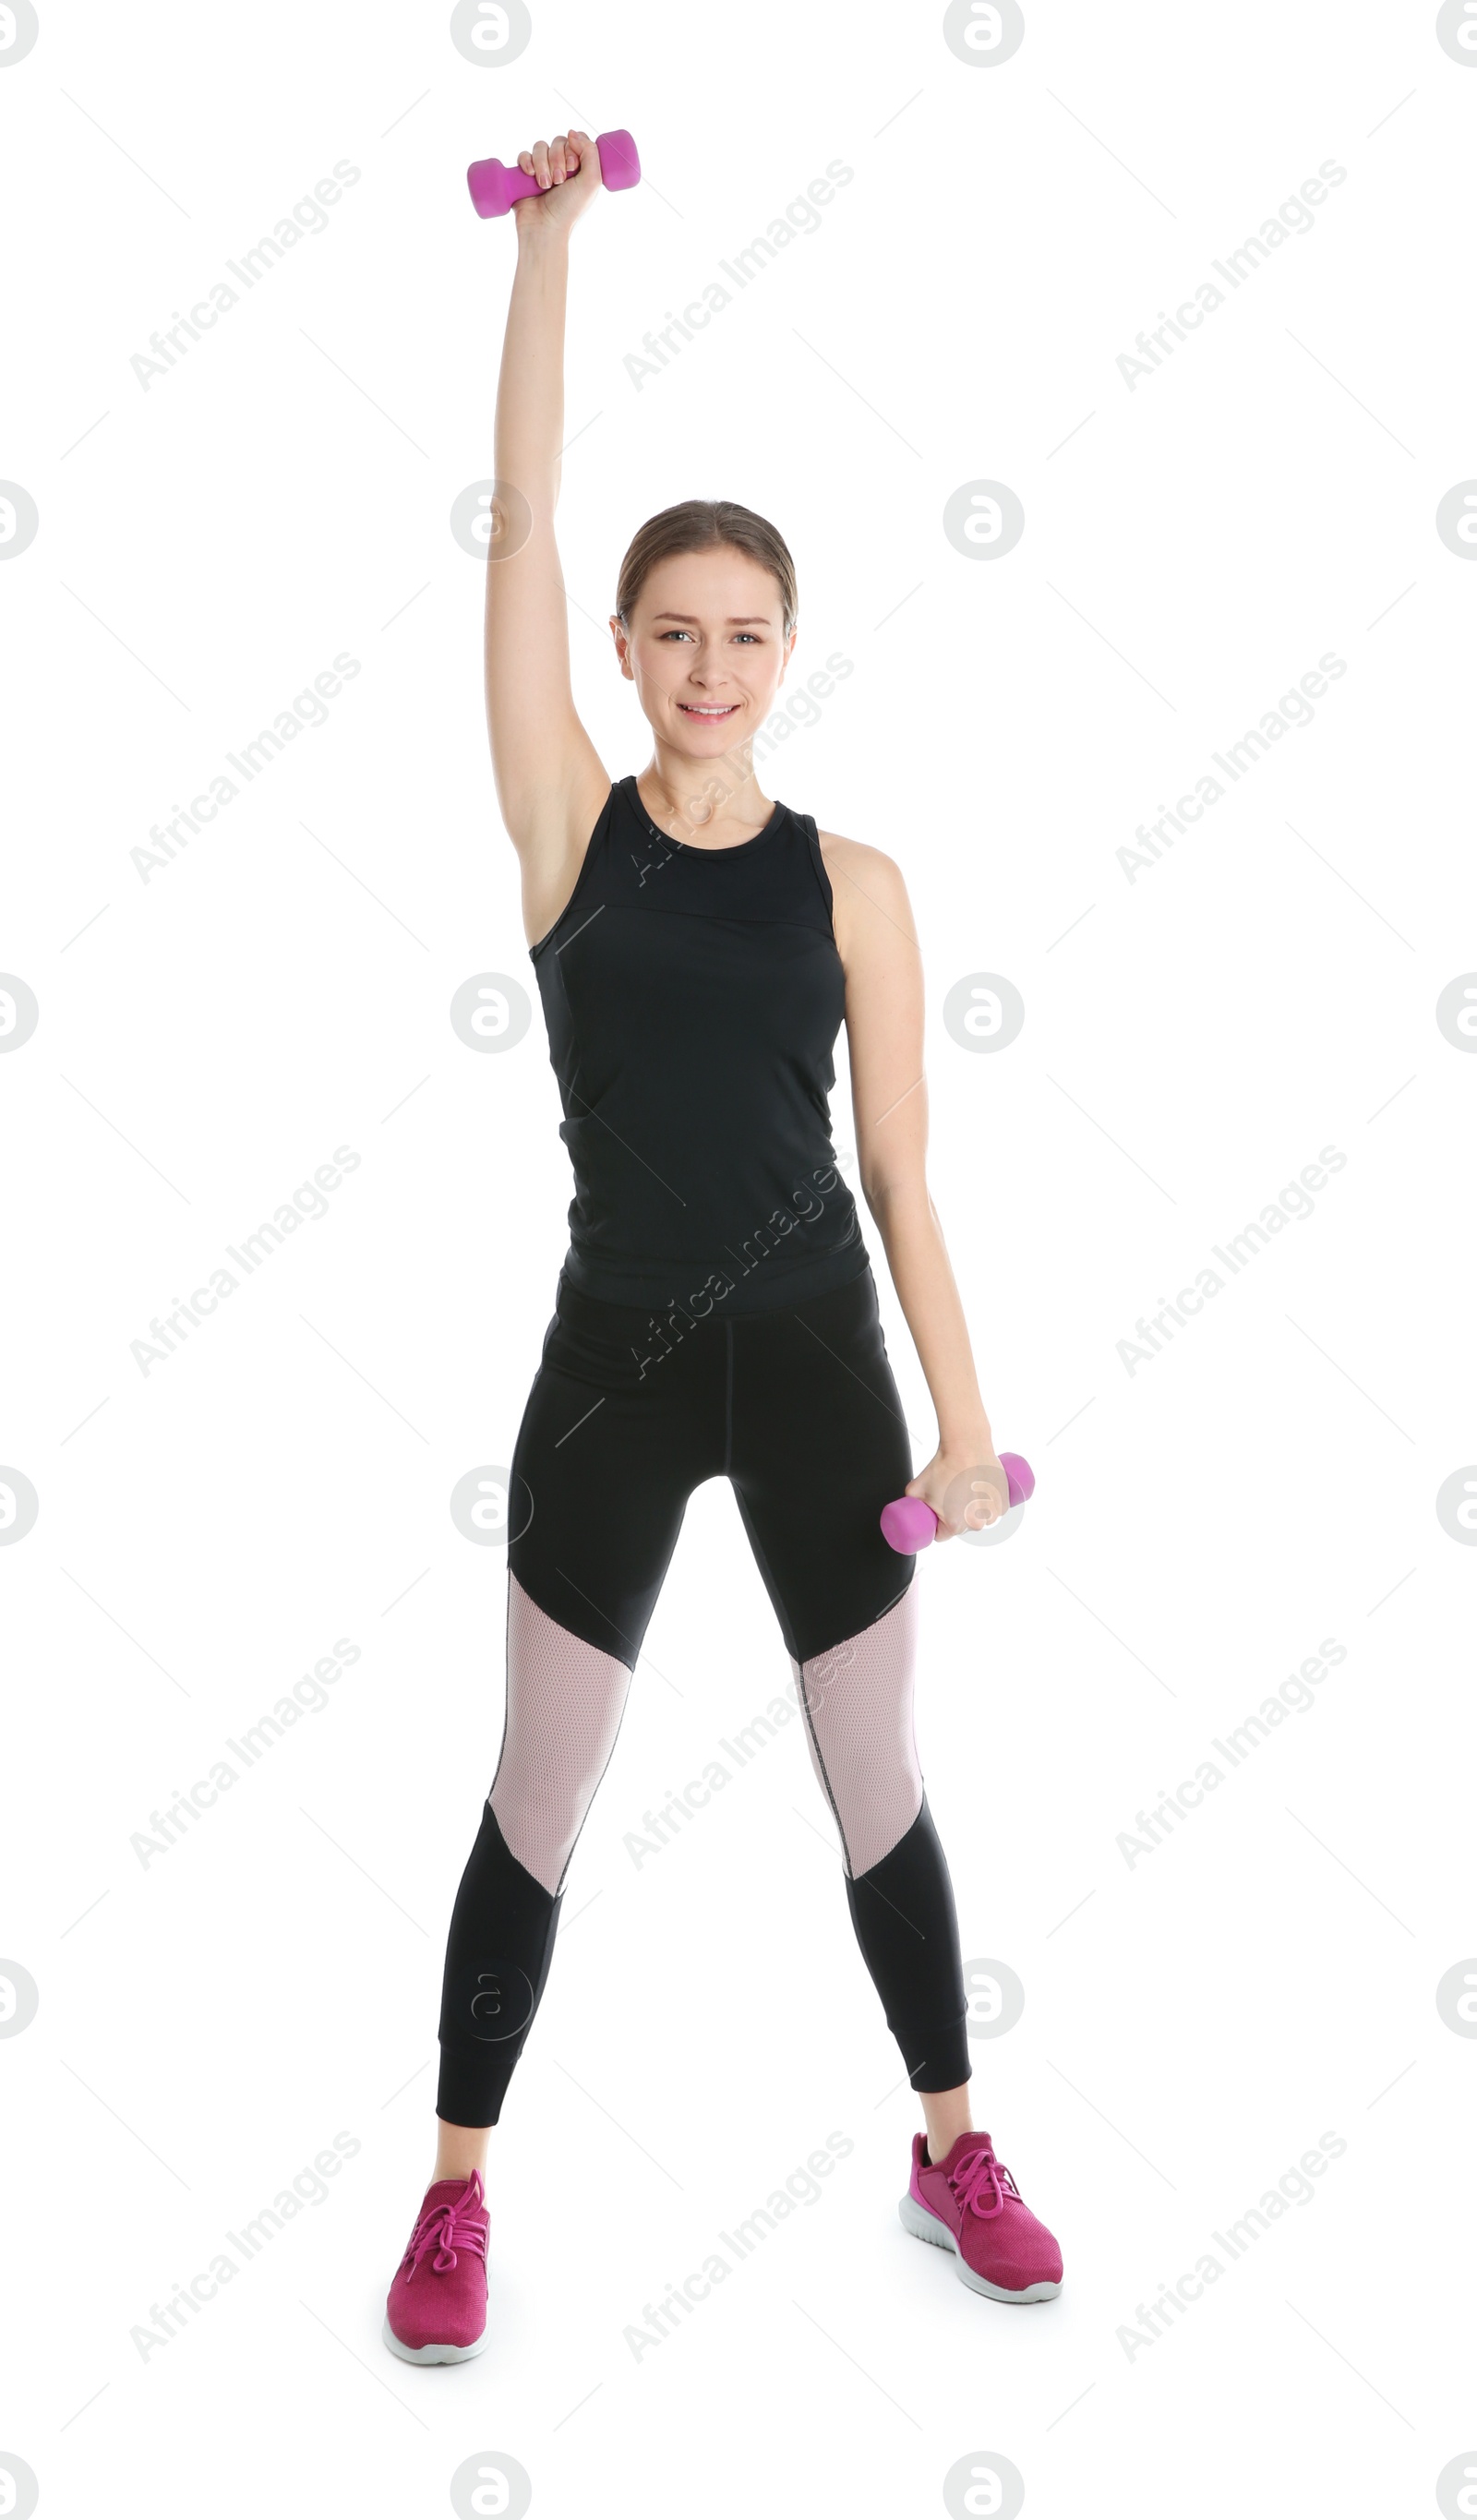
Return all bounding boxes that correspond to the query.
[919,2083,974,2166]
[433,2118,493,2185]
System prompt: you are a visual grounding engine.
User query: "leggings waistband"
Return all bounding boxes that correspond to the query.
[552,1258,876,1344]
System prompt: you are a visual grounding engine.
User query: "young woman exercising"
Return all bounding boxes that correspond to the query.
[383,130,1063,2361]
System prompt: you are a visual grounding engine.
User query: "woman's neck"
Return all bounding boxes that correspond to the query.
[636,748,775,848]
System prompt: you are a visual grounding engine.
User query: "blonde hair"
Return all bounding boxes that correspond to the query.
[615,498,797,640]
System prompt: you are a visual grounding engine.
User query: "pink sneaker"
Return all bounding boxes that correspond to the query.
[382,2168,491,2363]
[899,2130,1063,2302]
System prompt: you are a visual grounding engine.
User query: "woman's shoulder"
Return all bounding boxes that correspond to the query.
[815,824,909,894]
[815,821,894,858]
[813,825,915,966]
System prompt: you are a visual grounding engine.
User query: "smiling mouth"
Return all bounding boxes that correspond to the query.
[678,702,739,717]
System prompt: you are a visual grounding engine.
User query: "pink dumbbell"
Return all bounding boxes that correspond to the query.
[881,1453,1035,1554]
[467,129,642,219]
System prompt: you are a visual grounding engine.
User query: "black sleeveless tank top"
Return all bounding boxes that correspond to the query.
[528,774,871,1315]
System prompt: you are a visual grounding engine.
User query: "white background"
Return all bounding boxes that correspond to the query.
[3,1,1475,2513]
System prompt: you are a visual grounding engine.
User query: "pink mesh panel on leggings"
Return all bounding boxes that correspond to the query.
[789,1584,923,1878]
[489,1571,633,1899]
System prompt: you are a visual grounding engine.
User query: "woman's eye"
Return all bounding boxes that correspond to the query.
[656,630,763,642]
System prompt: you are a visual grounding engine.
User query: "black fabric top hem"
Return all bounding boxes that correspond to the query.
[557,1230,872,1321]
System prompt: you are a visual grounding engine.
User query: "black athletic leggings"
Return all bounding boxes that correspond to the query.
[437,1264,971,2125]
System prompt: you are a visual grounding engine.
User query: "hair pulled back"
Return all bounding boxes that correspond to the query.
[615,499,797,641]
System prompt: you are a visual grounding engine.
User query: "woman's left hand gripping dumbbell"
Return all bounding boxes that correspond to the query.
[881,1446,1035,1553]
[908,1445,1011,1542]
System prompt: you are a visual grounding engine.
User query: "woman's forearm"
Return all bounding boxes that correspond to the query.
[495,226,570,510]
[482,210,581,818]
[866,1183,995,1455]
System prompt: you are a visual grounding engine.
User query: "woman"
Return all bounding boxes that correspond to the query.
[383,130,1063,2362]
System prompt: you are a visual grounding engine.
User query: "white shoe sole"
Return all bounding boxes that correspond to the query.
[898,2192,1062,2302]
[381,2311,491,2364]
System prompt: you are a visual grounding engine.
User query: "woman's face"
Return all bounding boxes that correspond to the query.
[613,546,797,756]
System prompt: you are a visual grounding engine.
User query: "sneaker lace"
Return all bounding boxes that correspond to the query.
[400,2174,488,2280]
[947,2142,1021,2222]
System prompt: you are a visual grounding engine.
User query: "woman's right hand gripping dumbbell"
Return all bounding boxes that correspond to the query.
[510,130,605,233]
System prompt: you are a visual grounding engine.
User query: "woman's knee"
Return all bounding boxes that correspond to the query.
[489,1573,634,1894]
